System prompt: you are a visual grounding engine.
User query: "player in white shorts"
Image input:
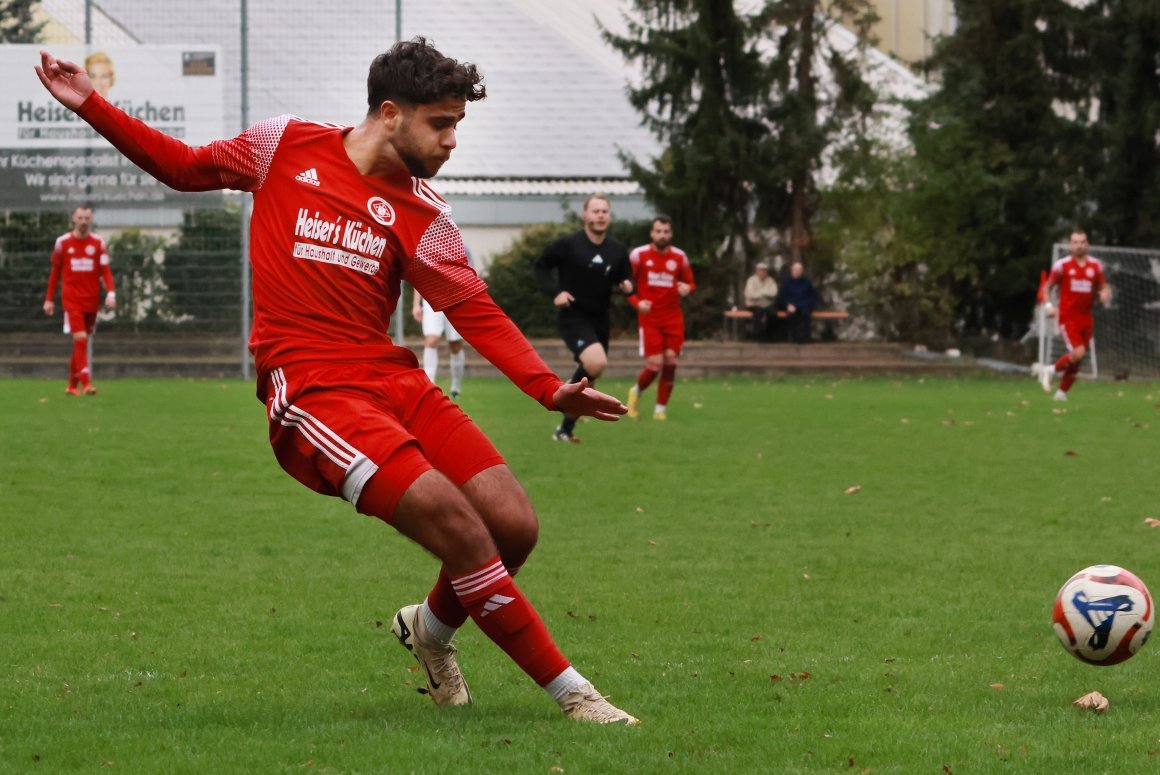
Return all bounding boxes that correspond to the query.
[413,290,466,398]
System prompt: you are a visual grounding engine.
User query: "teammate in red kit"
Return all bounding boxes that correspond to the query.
[1039,229,1111,400]
[625,215,694,420]
[42,204,116,396]
[36,39,638,725]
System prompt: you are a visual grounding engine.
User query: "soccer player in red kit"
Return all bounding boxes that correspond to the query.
[1039,229,1110,400]
[625,215,694,420]
[36,40,638,725]
[43,204,116,395]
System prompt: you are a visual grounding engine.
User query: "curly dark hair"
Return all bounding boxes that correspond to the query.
[367,37,486,114]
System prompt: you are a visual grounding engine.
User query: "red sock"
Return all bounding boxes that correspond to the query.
[72,339,90,386]
[1061,363,1080,392]
[67,345,79,387]
[657,364,676,406]
[636,366,659,392]
[1053,353,1071,373]
[451,557,570,686]
[426,561,525,630]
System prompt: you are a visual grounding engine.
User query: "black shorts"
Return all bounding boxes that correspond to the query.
[558,308,609,360]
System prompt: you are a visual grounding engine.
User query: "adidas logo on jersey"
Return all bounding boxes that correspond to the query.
[295,168,321,187]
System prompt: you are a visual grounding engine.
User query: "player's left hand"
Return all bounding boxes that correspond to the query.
[677,282,692,297]
[104,291,116,311]
[1100,286,1112,307]
[552,378,627,421]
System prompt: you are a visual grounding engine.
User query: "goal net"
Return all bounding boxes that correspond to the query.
[1035,243,1160,380]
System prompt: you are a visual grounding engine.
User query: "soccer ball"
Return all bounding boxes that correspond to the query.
[1053,564,1154,666]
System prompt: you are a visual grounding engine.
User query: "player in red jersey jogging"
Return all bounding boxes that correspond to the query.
[36,39,638,725]
[42,204,116,395]
[1038,229,1111,400]
[625,215,694,420]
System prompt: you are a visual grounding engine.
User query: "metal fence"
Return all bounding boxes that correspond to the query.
[1,0,411,377]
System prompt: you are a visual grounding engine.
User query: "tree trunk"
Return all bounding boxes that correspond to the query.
[790,2,818,265]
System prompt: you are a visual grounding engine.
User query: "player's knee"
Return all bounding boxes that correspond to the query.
[1072,346,1086,360]
[645,356,663,370]
[423,335,440,348]
[498,502,540,566]
[73,331,88,342]
[663,351,679,366]
[582,354,608,378]
[448,341,463,353]
[432,503,496,560]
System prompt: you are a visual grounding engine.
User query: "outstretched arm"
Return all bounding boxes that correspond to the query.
[444,291,626,421]
[35,51,260,192]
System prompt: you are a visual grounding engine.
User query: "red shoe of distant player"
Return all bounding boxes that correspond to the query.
[83,384,98,396]
[65,386,80,396]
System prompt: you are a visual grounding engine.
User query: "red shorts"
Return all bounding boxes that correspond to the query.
[262,361,505,521]
[64,310,97,336]
[1060,317,1093,351]
[639,322,685,358]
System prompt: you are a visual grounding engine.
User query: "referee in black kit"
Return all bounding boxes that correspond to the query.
[534,194,634,443]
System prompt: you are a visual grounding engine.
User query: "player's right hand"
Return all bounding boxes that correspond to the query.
[42,300,54,316]
[553,291,574,308]
[35,51,94,111]
[412,306,423,322]
[638,299,652,314]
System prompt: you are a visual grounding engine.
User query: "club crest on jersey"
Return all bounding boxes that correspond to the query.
[367,196,396,227]
[666,259,678,272]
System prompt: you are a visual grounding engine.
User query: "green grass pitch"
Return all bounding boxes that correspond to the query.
[2,374,1159,772]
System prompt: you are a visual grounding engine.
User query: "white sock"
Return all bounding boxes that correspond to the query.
[654,403,666,414]
[450,348,465,392]
[419,598,457,645]
[545,666,587,702]
[423,346,439,383]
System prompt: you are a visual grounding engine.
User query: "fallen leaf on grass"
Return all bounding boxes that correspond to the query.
[1145,518,1160,528]
[1073,691,1109,713]
[844,486,861,495]
[989,683,1004,690]
[1064,450,1079,457]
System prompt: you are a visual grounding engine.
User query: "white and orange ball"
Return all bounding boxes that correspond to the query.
[1053,564,1153,666]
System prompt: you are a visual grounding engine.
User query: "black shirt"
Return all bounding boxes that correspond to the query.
[534,230,633,318]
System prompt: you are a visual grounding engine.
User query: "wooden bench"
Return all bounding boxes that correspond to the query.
[724,308,849,340]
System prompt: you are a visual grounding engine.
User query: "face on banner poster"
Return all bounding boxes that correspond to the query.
[0,45,224,210]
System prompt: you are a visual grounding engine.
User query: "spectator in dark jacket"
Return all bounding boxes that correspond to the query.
[779,262,816,344]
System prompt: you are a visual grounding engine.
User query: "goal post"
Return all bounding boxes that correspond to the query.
[1036,243,1160,381]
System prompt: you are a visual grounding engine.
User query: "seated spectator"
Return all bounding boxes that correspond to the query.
[778,262,816,343]
[743,261,778,340]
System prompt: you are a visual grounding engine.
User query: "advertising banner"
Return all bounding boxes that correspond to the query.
[0,45,225,210]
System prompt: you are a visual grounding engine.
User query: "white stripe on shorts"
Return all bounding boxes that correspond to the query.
[267,368,379,506]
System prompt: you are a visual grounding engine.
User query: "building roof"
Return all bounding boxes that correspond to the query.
[39,1,926,195]
[42,0,658,180]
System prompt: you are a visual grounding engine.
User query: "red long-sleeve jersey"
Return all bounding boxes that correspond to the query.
[45,231,114,313]
[1048,255,1107,322]
[75,93,560,408]
[628,243,695,328]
